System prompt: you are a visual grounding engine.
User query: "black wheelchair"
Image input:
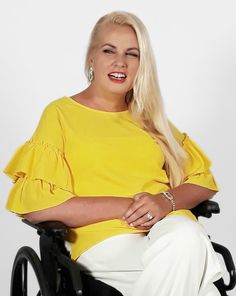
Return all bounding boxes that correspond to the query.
[10,200,236,296]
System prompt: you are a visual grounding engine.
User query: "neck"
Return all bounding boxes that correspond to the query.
[76,86,128,112]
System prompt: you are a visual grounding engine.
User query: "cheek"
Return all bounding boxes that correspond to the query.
[93,55,107,70]
[94,61,111,76]
[129,63,139,77]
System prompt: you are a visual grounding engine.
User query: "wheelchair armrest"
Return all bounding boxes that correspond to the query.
[191,200,220,218]
[22,219,68,239]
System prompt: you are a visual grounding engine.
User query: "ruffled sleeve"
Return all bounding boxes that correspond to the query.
[182,134,218,191]
[170,123,218,191]
[4,103,75,214]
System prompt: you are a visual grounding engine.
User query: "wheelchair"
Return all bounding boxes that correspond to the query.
[10,200,236,296]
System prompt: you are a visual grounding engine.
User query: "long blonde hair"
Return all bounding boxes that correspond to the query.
[85,11,188,188]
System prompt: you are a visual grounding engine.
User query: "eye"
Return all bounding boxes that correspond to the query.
[103,49,115,54]
[126,52,140,58]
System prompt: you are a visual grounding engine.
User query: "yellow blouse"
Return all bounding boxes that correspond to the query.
[4,97,218,260]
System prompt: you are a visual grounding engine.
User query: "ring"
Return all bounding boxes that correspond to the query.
[146,212,154,221]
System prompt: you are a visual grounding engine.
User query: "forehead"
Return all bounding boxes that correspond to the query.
[97,23,139,48]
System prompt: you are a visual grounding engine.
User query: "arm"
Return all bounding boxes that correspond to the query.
[24,196,133,228]
[169,183,216,209]
[124,127,219,229]
[123,184,217,228]
[6,104,134,227]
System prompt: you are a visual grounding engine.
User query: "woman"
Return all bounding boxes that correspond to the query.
[4,11,222,296]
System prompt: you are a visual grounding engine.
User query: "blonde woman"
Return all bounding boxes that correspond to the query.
[4,11,222,296]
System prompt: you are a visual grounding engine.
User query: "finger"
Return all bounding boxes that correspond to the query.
[130,215,158,229]
[124,193,151,219]
[125,208,147,224]
[123,199,145,219]
[126,206,148,226]
[140,216,160,227]
[133,192,148,201]
[129,215,149,227]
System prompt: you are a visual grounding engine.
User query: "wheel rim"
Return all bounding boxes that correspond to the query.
[10,246,51,296]
[22,258,28,295]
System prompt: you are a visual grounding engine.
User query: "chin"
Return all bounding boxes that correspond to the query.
[108,85,131,95]
[109,89,129,97]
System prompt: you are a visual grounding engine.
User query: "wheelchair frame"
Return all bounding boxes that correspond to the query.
[10,200,236,296]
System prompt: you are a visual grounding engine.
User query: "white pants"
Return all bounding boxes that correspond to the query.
[77,214,223,296]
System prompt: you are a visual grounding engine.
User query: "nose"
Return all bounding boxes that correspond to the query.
[114,54,127,68]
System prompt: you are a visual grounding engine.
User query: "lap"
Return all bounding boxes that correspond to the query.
[147,213,209,249]
[77,214,222,296]
[77,214,208,271]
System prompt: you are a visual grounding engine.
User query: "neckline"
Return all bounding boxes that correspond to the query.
[64,96,129,115]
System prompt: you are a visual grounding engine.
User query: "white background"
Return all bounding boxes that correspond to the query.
[0,0,235,295]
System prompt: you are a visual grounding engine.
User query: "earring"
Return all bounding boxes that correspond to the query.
[88,66,94,82]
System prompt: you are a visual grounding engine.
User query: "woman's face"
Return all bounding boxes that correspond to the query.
[90,24,140,98]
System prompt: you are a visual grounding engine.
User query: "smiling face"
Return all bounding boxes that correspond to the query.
[89,24,140,99]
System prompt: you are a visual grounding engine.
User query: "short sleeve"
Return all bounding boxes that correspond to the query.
[170,123,219,191]
[4,103,75,214]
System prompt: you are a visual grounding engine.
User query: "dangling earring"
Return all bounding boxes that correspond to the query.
[88,66,94,82]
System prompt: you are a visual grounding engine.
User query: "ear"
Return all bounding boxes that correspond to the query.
[89,57,94,67]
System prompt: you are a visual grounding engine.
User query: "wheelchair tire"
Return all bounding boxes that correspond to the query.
[10,246,52,296]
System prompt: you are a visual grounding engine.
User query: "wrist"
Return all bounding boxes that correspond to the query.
[160,191,176,212]
[155,193,172,216]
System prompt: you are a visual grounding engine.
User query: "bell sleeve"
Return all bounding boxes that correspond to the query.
[170,123,219,191]
[182,133,218,191]
[4,103,75,214]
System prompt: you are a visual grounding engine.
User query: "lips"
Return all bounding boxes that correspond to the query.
[108,72,127,81]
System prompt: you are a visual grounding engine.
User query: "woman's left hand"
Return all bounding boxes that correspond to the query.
[123,192,172,229]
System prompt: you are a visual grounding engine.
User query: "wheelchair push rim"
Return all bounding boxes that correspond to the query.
[10,246,52,296]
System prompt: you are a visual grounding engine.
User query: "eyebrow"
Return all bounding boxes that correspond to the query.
[101,43,140,52]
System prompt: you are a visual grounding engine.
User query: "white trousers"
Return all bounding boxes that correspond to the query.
[77,214,223,296]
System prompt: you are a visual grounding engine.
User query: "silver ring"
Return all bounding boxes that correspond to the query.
[146,212,154,221]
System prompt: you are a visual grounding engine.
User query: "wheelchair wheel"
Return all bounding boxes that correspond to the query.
[10,246,51,296]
